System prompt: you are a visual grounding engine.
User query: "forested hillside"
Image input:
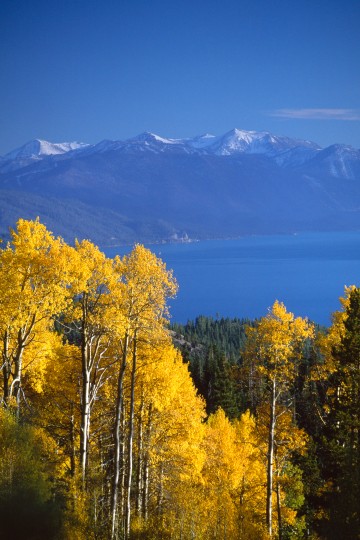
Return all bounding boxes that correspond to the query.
[0,219,359,539]
[171,305,360,539]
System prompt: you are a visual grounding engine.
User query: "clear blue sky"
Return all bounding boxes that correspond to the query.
[1,0,359,155]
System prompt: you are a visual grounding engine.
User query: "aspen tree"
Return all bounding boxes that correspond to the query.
[201,408,242,539]
[138,343,205,538]
[244,301,313,538]
[109,245,177,539]
[35,341,82,480]
[65,239,117,486]
[255,404,308,538]
[0,219,71,410]
[233,411,268,539]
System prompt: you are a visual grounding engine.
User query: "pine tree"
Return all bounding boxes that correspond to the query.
[326,287,360,538]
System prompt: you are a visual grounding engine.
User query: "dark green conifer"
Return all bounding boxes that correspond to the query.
[325,288,360,538]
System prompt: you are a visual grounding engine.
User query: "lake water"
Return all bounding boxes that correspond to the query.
[105,232,360,326]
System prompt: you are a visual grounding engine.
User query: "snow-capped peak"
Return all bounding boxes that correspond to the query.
[130,132,181,145]
[130,132,220,150]
[206,128,321,157]
[4,139,90,160]
[201,128,265,155]
[186,133,219,149]
[2,129,327,165]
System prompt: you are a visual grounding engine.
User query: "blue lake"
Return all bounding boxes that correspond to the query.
[105,232,360,326]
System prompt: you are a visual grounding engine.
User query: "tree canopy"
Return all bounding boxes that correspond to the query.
[0,219,358,539]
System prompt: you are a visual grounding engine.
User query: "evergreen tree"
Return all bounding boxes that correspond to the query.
[325,287,360,538]
[212,352,240,419]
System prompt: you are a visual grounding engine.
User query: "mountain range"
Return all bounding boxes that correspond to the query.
[1,128,359,245]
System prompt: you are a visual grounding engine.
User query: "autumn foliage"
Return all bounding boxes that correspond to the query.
[0,219,358,539]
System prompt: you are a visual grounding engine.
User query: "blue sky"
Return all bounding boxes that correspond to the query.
[1,0,359,155]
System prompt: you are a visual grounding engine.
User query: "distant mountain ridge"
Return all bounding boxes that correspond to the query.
[1,128,359,245]
[4,139,90,159]
[2,128,322,161]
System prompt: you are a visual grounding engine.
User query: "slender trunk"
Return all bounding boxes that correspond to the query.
[276,480,282,540]
[143,455,149,522]
[125,335,137,539]
[70,406,76,477]
[80,363,90,487]
[142,403,152,522]
[120,398,127,528]
[136,394,145,517]
[2,361,10,404]
[12,329,25,408]
[11,315,36,411]
[2,330,10,404]
[157,462,164,517]
[80,313,91,487]
[266,377,276,538]
[111,332,129,540]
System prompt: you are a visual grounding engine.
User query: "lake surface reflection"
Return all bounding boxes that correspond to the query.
[105,232,360,326]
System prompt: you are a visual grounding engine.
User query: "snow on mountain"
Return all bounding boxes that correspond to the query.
[3,129,321,161]
[304,144,360,179]
[203,128,321,158]
[216,128,269,154]
[185,133,219,149]
[3,130,358,175]
[117,132,196,155]
[274,145,321,167]
[131,132,179,145]
[1,128,360,246]
[4,139,90,160]
[109,128,323,159]
[79,139,124,155]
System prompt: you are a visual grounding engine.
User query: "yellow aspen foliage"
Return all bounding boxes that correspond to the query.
[246,300,314,386]
[117,243,177,325]
[233,410,268,539]
[35,341,82,478]
[314,285,356,382]
[255,404,308,532]
[108,244,178,539]
[0,218,73,408]
[131,341,206,538]
[200,408,243,539]
[65,239,118,485]
[0,219,323,539]
[67,238,117,319]
[244,301,313,538]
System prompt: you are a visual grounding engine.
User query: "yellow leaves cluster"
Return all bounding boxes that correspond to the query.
[117,244,178,336]
[22,327,63,394]
[314,285,356,381]
[0,220,315,538]
[246,300,314,385]
[143,342,206,477]
[6,218,72,313]
[0,219,178,409]
[0,219,77,406]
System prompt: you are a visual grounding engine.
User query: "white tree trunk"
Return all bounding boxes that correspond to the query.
[266,377,276,538]
[125,335,137,539]
[111,333,129,540]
